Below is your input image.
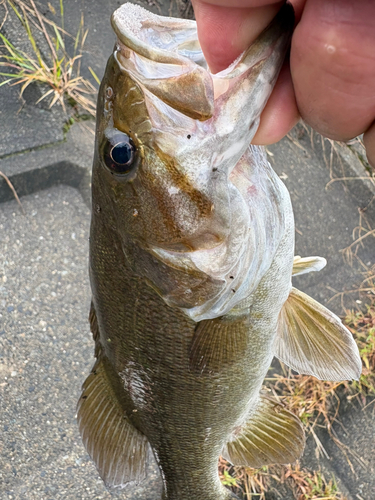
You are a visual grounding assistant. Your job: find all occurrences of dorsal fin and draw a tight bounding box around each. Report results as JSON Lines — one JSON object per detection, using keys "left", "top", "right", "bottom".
{"left": 222, "top": 394, "right": 305, "bottom": 468}
{"left": 274, "top": 287, "right": 362, "bottom": 381}
{"left": 77, "top": 358, "right": 149, "bottom": 489}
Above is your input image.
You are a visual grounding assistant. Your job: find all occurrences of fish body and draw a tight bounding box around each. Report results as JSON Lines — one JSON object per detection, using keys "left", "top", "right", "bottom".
{"left": 77, "top": 4, "right": 362, "bottom": 500}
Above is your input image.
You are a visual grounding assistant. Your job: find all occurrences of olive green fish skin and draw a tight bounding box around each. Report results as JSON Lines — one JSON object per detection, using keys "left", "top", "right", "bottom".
{"left": 88, "top": 4, "right": 295, "bottom": 499}
{"left": 90, "top": 202, "right": 293, "bottom": 500}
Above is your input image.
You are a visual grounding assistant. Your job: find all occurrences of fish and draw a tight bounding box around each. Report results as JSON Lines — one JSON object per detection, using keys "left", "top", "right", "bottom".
{"left": 77, "top": 3, "right": 362, "bottom": 499}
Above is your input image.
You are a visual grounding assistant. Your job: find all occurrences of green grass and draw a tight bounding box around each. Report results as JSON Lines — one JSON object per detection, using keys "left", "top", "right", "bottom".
{"left": 0, "top": 0, "right": 99, "bottom": 115}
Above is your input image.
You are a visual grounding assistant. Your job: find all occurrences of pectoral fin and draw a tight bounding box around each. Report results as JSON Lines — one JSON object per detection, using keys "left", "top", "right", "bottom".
{"left": 222, "top": 395, "right": 304, "bottom": 468}
{"left": 274, "top": 287, "right": 362, "bottom": 381}
{"left": 292, "top": 255, "right": 327, "bottom": 276}
{"left": 77, "top": 359, "right": 149, "bottom": 489}
{"left": 190, "top": 314, "right": 249, "bottom": 375}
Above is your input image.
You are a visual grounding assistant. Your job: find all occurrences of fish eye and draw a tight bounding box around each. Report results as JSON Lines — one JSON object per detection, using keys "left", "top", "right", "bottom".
{"left": 110, "top": 142, "right": 134, "bottom": 166}
{"left": 103, "top": 131, "right": 137, "bottom": 174}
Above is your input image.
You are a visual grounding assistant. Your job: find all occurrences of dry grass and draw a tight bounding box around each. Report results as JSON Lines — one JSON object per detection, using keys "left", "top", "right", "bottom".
{"left": 0, "top": 0, "right": 98, "bottom": 115}
{"left": 0, "top": 171, "right": 25, "bottom": 214}
{"left": 345, "top": 296, "right": 375, "bottom": 397}
{"left": 341, "top": 208, "right": 375, "bottom": 269}
{"left": 284, "top": 465, "right": 344, "bottom": 500}
{"left": 286, "top": 123, "right": 375, "bottom": 195}
{"left": 219, "top": 459, "right": 346, "bottom": 500}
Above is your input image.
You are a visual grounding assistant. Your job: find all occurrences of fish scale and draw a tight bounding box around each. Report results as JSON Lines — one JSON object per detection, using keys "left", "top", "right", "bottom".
{"left": 77, "top": 3, "right": 362, "bottom": 499}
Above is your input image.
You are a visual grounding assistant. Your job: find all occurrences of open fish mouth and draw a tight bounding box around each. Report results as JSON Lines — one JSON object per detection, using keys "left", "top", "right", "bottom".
{"left": 107, "top": 3, "right": 294, "bottom": 321}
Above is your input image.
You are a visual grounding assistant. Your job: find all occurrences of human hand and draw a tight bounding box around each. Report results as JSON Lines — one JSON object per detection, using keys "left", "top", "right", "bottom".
{"left": 191, "top": 0, "right": 375, "bottom": 168}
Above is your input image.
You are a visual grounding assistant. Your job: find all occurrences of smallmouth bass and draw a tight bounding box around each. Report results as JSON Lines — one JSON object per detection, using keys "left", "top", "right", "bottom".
{"left": 77, "top": 4, "right": 362, "bottom": 499}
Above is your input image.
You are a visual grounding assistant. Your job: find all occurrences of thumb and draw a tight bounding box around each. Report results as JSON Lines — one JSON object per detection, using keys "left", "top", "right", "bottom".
{"left": 191, "top": 0, "right": 284, "bottom": 73}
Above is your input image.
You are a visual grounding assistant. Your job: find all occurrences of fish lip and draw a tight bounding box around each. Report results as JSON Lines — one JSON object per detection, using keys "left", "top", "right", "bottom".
{"left": 111, "top": 7, "right": 197, "bottom": 65}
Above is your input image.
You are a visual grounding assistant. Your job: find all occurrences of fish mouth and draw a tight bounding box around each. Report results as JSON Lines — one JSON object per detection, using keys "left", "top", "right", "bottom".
{"left": 111, "top": 2, "right": 294, "bottom": 123}
{"left": 109, "top": 3, "right": 295, "bottom": 321}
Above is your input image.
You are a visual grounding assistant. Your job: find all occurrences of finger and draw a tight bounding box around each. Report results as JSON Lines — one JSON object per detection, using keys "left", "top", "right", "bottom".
{"left": 191, "top": 0, "right": 283, "bottom": 73}
{"left": 251, "top": 0, "right": 306, "bottom": 144}
{"left": 252, "top": 61, "right": 300, "bottom": 145}
{"left": 363, "top": 123, "right": 375, "bottom": 169}
{"left": 290, "top": 0, "right": 375, "bottom": 141}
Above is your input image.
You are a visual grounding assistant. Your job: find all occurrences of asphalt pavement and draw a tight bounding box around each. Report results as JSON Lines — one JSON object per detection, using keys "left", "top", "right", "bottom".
{"left": 0, "top": 184, "right": 162, "bottom": 500}
{"left": 1, "top": 1, "right": 375, "bottom": 499}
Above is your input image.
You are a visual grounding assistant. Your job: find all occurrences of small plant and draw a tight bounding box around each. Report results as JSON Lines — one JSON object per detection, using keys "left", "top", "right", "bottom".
{"left": 305, "top": 472, "right": 339, "bottom": 499}
{"left": 286, "top": 465, "right": 344, "bottom": 500}
{"left": 220, "top": 468, "right": 238, "bottom": 488}
{"left": 219, "top": 457, "right": 274, "bottom": 499}
{"left": 0, "top": 0, "right": 99, "bottom": 115}
{"left": 345, "top": 299, "right": 375, "bottom": 397}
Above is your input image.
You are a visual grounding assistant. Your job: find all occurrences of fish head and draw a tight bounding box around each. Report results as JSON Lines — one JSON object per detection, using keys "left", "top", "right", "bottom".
{"left": 92, "top": 3, "right": 294, "bottom": 320}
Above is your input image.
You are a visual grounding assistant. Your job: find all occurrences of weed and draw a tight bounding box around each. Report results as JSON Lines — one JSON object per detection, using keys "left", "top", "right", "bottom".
{"left": 345, "top": 299, "right": 375, "bottom": 398}
{"left": 219, "top": 457, "right": 274, "bottom": 499}
{"left": 286, "top": 465, "right": 344, "bottom": 500}
{"left": 219, "top": 459, "right": 347, "bottom": 500}
{"left": 0, "top": 0, "right": 98, "bottom": 115}
{"left": 62, "top": 112, "right": 92, "bottom": 136}
{"left": 220, "top": 467, "right": 238, "bottom": 488}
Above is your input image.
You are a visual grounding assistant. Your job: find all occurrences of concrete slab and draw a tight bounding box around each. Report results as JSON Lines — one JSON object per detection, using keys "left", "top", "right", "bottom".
{"left": 0, "top": 80, "right": 66, "bottom": 158}
{"left": 0, "top": 3, "right": 66, "bottom": 158}
{"left": 324, "top": 402, "right": 375, "bottom": 500}
{"left": 0, "top": 121, "right": 93, "bottom": 205}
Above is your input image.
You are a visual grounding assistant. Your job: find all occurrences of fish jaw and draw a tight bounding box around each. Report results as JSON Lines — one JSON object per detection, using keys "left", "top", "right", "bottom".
{"left": 93, "top": 3, "right": 295, "bottom": 320}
